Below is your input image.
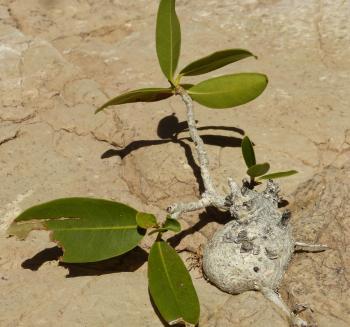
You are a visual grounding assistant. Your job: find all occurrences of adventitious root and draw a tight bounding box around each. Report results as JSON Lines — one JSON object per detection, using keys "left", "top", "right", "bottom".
{"left": 185, "top": 245, "right": 204, "bottom": 277}
{"left": 294, "top": 242, "right": 329, "bottom": 252}
{"left": 261, "top": 288, "right": 308, "bottom": 327}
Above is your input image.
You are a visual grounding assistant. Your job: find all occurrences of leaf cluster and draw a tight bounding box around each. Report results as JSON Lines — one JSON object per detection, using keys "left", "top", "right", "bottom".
{"left": 8, "top": 198, "right": 199, "bottom": 326}
{"left": 241, "top": 135, "right": 298, "bottom": 186}
{"left": 96, "top": 0, "right": 268, "bottom": 113}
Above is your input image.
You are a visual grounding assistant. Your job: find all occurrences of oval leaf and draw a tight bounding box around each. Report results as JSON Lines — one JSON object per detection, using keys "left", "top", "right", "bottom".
{"left": 241, "top": 135, "right": 256, "bottom": 168}
{"left": 8, "top": 198, "right": 146, "bottom": 263}
{"left": 163, "top": 216, "right": 181, "bottom": 233}
{"left": 188, "top": 73, "right": 268, "bottom": 109}
{"left": 180, "top": 48, "right": 255, "bottom": 76}
{"left": 95, "top": 87, "right": 173, "bottom": 113}
{"left": 258, "top": 170, "right": 298, "bottom": 180}
{"left": 148, "top": 240, "right": 200, "bottom": 325}
{"left": 156, "top": 0, "right": 181, "bottom": 81}
{"left": 136, "top": 212, "right": 157, "bottom": 229}
{"left": 247, "top": 162, "right": 270, "bottom": 178}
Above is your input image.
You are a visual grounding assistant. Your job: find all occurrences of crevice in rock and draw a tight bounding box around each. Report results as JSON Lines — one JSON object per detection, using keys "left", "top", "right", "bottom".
{"left": 313, "top": 0, "right": 331, "bottom": 69}
{"left": 0, "top": 129, "right": 21, "bottom": 146}
{"left": 0, "top": 112, "right": 37, "bottom": 124}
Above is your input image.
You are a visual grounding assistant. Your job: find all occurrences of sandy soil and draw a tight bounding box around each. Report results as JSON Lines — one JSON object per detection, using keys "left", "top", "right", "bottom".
{"left": 0, "top": 0, "right": 349, "bottom": 326}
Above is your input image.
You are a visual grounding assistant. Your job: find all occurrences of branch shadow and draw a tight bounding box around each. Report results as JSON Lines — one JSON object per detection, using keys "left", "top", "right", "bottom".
{"left": 102, "top": 113, "right": 245, "bottom": 193}
{"left": 167, "top": 206, "right": 232, "bottom": 249}
{"left": 21, "top": 246, "right": 148, "bottom": 278}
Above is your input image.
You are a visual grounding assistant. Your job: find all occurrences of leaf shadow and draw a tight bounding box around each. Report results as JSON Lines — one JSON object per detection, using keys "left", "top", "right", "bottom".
{"left": 21, "top": 246, "right": 148, "bottom": 277}
{"left": 102, "top": 113, "right": 245, "bottom": 193}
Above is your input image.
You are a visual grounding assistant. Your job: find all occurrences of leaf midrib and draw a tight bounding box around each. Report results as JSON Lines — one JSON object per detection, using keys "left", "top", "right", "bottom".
{"left": 184, "top": 55, "right": 243, "bottom": 75}
{"left": 189, "top": 88, "right": 240, "bottom": 96}
{"left": 50, "top": 225, "right": 137, "bottom": 231}
{"left": 158, "top": 242, "right": 182, "bottom": 321}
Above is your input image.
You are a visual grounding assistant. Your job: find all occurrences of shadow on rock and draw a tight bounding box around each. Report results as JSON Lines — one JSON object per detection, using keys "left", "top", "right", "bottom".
{"left": 168, "top": 206, "right": 232, "bottom": 249}
{"left": 22, "top": 246, "right": 148, "bottom": 277}
{"left": 102, "top": 113, "right": 245, "bottom": 193}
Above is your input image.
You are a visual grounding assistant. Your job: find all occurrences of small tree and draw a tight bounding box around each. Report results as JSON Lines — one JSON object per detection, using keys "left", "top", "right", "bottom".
{"left": 8, "top": 1, "right": 327, "bottom": 326}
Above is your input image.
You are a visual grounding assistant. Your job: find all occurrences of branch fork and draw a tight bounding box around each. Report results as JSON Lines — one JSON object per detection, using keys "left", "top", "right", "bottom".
{"left": 167, "top": 86, "right": 232, "bottom": 219}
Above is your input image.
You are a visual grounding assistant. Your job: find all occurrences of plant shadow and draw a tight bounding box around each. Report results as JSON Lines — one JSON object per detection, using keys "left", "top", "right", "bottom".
{"left": 102, "top": 113, "right": 245, "bottom": 193}
{"left": 168, "top": 206, "right": 232, "bottom": 248}
{"left": 21, "top": 246, "right": 148, "bottom": 277}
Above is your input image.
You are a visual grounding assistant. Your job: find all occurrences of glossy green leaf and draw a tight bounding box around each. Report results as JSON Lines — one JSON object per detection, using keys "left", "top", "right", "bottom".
{"left": 241, "top": 136, "right": 256, "bottom": 168}
{"left": 136, "top": 212, "right": 158, "bottom": 229}
{"left": 188, "top": 73, "right": 268, "bottom": 109}
{"left": 148, "top": 240, "right": 200, "bottom": 326}
{"left": 156, "top": 0, "right": 181, "bottom": 81}
{"left": 163, "top": 216, "right": 181, "bottom": 233}
{"left": 258, "top": 170, "right": 298, "bottom": 180}
{"left": 8, "top": 198, "right": 146, "bottom": 263}
{"left": 95, "top": 88, "right": 173, "bottom": 113}
{"left": 180, "top": 48, "right": 255, "bottom": 76}
{"left": 247, "top": 163, "right": 270, "bottom": 178}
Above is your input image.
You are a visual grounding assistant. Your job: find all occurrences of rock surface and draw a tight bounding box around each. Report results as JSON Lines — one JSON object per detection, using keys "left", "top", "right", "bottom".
{"left": 0, "top": 0, "right": 349, "bottom": 326}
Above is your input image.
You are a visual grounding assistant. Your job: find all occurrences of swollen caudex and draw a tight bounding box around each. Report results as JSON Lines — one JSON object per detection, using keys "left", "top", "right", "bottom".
{"left": 202, "top": 180, "right": 295, "bottom": 294}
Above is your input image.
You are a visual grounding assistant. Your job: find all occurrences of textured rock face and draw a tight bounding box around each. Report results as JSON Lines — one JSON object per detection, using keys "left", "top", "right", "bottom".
{"left": 281, "top": 161, "right": 350, "bottom": 327}
{"left": 203, "top": 182, "right": 294, "bottom": 294}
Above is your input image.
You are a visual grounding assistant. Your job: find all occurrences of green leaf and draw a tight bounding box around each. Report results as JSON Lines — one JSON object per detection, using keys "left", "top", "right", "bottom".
{"left": 136, "top": 212, "right": 158, "bottom": 229}
{"left": 188, "top": 73, "right": 268, "bottom": 109}
{"left": 8, "top": 198, "right": 146, "bottom": 263}
{"left": 180, "top": 48, "right": 255, "bottom": 76}
{"left": 156, "top": 0, "right": 181, "bottom": 81}
{"left": 163, "top": 216, "right": 181, "bottom": 233}
{"left": 148, "top": 240, "right": 200, "bottom": 326}
{"left": 258, "top": 170, "right": 298, "bottom": 180}
{"left": 95, "top": 87, "right": 173, "bottom": 113}
{"left": 241, "top": 136, "right": 256, "bottom": 168}
{"left": 247, "top": 163, "right": 270, "bottom": 178}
